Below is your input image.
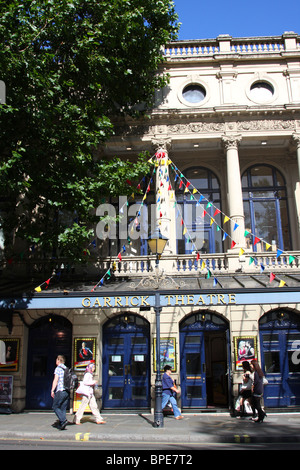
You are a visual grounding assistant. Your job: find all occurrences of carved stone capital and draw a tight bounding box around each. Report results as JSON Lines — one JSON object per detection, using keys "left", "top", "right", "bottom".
{"left": 221, "top": 134, "right": 242, "bottom": 151}
{"left": 151, "top": 137, "right": 172, "bottom": 153}
{"left": 291, "top": 133, "right": 300, "bottom": 148}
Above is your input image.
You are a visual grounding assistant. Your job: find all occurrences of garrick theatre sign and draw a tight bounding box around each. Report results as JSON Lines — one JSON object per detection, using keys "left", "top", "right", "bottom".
{"left": 2, "top": 288, "right": 300, "bottom": 310}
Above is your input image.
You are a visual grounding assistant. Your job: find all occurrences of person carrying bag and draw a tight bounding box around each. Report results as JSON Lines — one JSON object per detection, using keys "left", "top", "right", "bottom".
{"left": 74, "top": 363, "right": 106, "bottom": 425}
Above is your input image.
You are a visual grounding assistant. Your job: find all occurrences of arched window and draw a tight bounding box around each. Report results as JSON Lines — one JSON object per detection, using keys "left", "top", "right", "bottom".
{"left": 174, "top": 167, "right": 222, "bottom": 254}
{"left": 242, "top": 164, "right": 291, "bottom": 252}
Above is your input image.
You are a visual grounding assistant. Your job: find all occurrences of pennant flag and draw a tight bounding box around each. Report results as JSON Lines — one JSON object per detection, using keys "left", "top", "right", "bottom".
{"left": 279, "top": 280, "right": 286, "bottom": 288}
{"left": 201, "top": 261, "right": 206, "bottom": 270}
{"left": 196, "top": 252, "right": 200, "bottom": 261}
{"left": 206, "top": 269, "right": 211, "bottom": 279}
{"left": 265, "top": 243, "right": 271, "bottom": 250}
{"left": 253, "top": 236, "right": 260, "bottom": 246}
{"left": 233, "top": 223, "right": 239, "bottom": 231}
{"left": 45, "top": 278, "right": 51, "bottom": 289}
{"left": 117, "top": 253, "right": 122, "bottom": 262}
{"left": 186, "top": 181, "right": 191, "bottom": 188}
{"left": 239, "top": 248, "right": 244, "bottom": 256}
{"left": 193, "top": 188, "right": 197, "bottom": 194}
{"left": 249, "top": 257, "right": 254, "bottom": 265}
{"left": 270, "top": 273, "right": 276, "bottom": 283}
{"left": 179, "top": 180, "right": 183, "bottom": 189}
{"left": 289, "top": 255, "right": 296, "bottom": 264}
{"left": 35, "top": 286, "right": 42, "bottom": 292}
{"left": 222, "top": 232, "right": 228, "bottom": 241}
{"left": 260, "top": 264, "right": 265, "bottom": 273}
{"left": 202, "top": 210, "right": 207, "bottom": 218}
{"left": 224, "top": 216, "right": 230, "bottom": 224}
{"left": 183, "top": 227, "right": 187, "bottom": 235}
{"left": 213, "top": 277, "right": 218, "bottom": 286}
{"left": 210, "top": 218, "right": 214, "bottom": 225}
{"left": 213, "top": 209, "right": 220, "bottom": 217}
{"left": 206, "top": 202, "right": 212, "bottom": 209}
{"left": 231, "top": 241, "right": 236, "bottom": 249}
{"left": 244, "top": 230, "right": 250, "bottom": 237}
{"left": 276, "top": 249, "right": 283, "bottom": 258}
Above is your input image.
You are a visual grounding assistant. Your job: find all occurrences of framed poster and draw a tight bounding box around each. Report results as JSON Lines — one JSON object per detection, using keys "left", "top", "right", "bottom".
{"left": 234, "top": 336, "right": 257, "bottom": 370}
{"left": 0, "top": 338, "right": 20, "bottom": 372}
{"left": 0, "top": 376, "right": 13, "bottom": 405}
{"left": 153, "top": 337, "right": 176, "bottom": 372}
{"left": 74, "top": 338, "right": 96, "bottom": 371}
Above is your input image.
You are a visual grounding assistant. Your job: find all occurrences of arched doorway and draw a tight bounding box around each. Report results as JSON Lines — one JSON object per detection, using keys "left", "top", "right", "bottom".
{"left": 180, "top": 312, "right": 230, "bottom": 408}
{"left": 102, "top": 313, "right": 150, "bottom": 409}
{"left": 259, "top": 309, "right": 300, "bottom": 407}
{"left": 26, "top": 314, "right": 72, "bottom": 410}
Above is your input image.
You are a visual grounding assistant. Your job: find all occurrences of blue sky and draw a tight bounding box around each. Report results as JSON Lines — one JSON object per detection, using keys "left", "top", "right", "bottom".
{"left": 173, "top": 0, "right": 300, "bottom": 40}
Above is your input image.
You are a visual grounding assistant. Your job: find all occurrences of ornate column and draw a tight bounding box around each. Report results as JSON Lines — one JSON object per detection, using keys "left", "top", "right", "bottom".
{"left": 292, "top": 133, "right": 300, "bottom": 182}
{"left": 222, "top": 134, "right": 246, "bottom": 249}
{"left": 151, "top": 138, "right": 176, "bottom": 259}
{"left": 291, "top": 133, "right": 300, "bottom": 241}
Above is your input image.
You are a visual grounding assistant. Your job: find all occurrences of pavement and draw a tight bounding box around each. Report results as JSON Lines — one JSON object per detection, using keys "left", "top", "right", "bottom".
{"left": 0, "top": 409, "right": 300, "bottom": 446}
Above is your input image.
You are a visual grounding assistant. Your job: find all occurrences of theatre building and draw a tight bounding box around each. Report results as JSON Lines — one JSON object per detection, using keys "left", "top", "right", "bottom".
{"left": 1, "top": 32, "right": 300, "bottom": 414}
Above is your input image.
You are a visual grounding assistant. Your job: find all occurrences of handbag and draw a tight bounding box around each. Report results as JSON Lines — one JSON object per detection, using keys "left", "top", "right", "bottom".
{"left": 76, "top": 381, "right": 90, "bottom": 396}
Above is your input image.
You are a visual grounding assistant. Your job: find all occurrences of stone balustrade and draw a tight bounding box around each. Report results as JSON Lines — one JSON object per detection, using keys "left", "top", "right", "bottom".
{"left": 164, "top": 32, "right": 300, "bottom": 59}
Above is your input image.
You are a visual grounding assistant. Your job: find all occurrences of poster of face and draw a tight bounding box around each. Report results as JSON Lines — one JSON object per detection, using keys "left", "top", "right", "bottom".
{"left": 74, "top": 338, "right": 96, "bottom": 371}
{"left": 234, "top": 336, "right": 257, "bottom": 370}
{"left": 0, "top": 338, "right": 20, "bottom": 372}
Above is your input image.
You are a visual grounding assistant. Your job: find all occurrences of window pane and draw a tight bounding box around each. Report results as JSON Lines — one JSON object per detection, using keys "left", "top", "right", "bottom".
{"left": 109, "top": 355, "right": 123, "bottom": 376}
{"left": 264, "top": 351, "right": 280, "bottom": 373}
{"left": 250, "top": 166, "right": 273, "bottom": 187}
{"left": 186, "top": 353, "right": 202, "bottom": 375}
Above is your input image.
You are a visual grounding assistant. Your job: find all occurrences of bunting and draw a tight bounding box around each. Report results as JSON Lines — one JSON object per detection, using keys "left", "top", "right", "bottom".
{"left": 32, "top": 149, "right": 297, "bottom": 292}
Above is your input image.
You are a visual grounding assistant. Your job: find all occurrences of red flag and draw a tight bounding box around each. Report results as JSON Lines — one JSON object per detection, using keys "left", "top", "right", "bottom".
{"left": 231, "top": 241, "right": 236, "bottom": 249}
{"left": 117, "top": 253, "right": 122, "bottom": 262}
{"left": 213, "top": 209, "right": 221, "bottom": 216}
{"left": 196, "top": 252, "right": 200, "bottom": 261}
{"left": 270, "top": 273, "right": 276, "bottom": 283}
{"left": 253, "top": 236, "right": 260, "bottom": 245}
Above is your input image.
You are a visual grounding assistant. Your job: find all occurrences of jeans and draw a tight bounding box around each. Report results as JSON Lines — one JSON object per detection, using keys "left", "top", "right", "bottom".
{"left": 52, "top": 390, "right": 69, "bottom": 425}
{"left": 162, "top": 393, "right": 181, "bottom": 418}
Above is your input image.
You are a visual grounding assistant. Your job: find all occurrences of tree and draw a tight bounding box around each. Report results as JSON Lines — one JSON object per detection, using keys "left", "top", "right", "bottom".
{"left": 0, "top": 0, "right": 178, "bottom": 262}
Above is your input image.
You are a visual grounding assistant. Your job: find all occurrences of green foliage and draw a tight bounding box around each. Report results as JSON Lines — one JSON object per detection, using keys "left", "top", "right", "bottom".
{"left": 0, "top": 0, "right": 178, "bottom": 261}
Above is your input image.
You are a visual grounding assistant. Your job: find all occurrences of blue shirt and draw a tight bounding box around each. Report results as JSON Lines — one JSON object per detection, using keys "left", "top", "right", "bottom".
{"left": 162, "top": 372, "right": 174, "bottom": 396}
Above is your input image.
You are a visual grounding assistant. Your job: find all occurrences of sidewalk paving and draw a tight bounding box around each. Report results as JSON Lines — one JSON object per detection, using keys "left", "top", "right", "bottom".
{"left": 0, "top": 410, "right": 300, "bottom": 445}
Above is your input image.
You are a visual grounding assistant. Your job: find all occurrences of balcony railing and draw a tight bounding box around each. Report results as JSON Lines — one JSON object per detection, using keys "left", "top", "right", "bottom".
{"left": 164, "top": 32, "right": 300, "bottom": 60}
{"left": 4, "top": 251, "right": 299, "bottom": 288}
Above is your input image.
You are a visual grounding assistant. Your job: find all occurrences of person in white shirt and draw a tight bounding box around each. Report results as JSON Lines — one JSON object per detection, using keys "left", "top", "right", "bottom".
{"left": 74, "top": 363, "right": 106, "bottom": 425}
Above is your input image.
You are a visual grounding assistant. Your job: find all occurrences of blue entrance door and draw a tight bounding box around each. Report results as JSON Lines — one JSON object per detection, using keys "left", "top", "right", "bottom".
{"left": 180, "top": 313, "right": 229, "bottom": 408}
{"left": 180, "top": 330, "right": 207, "bottom": 407}
{"left": 102, "top": 314, "right": 150, "bottom": 409}
{"left": 260, "top": 311, "right": 300, "bottom": 407}
{"left": 26, "top": 315, "right": 72, "bottom": 409}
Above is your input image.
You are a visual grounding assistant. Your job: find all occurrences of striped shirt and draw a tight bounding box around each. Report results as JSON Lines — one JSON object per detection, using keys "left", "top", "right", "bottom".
{"left": 54, "top": 364, "right": 66, "bottom": 392}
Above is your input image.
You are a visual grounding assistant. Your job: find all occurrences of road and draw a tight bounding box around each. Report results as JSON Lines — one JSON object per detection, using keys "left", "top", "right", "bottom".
{"left": 0, "top": 437, "right": 299, "bottom": 452}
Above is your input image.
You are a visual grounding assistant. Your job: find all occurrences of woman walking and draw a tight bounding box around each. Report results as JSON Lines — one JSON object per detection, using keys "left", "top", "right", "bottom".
{"left": 74, "top": 363, "right": 106, "bottom": 425}
{"left": 251, "top": 360, "right": 266, "bottom": 423}
{"left": 236, "top": 360, "right": 254, "bottom": 418}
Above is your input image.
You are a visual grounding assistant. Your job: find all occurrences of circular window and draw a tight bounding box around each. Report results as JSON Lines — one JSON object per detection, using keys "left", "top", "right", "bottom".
{"left": 249, "top": 81, "right": 274, "bottom": 103}
{"left": 182, "top": 84, "right": 206, "bottom": 104}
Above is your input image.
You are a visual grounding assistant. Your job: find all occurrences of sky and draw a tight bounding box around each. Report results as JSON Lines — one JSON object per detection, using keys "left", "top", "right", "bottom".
{"left": 173, "top": 0, "right": 300, "bottom": 41}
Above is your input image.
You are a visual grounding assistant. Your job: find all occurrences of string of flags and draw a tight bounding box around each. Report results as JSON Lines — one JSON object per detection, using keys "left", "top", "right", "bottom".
{"left": 32, "top": 149, "right": 297, "bottom": 292}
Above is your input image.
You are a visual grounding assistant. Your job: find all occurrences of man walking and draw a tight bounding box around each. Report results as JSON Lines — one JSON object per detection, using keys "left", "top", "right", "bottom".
{"left": 51, "top": 355, "right": 70, "bottom": 430}
{"left": 162, "top": 365, "right": 183, "bottom": 420}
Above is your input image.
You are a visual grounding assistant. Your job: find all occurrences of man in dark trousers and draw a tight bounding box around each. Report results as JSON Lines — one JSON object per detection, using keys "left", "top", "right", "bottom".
{"left": 51, "top": 355, "right": 69, "bottom": 430}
